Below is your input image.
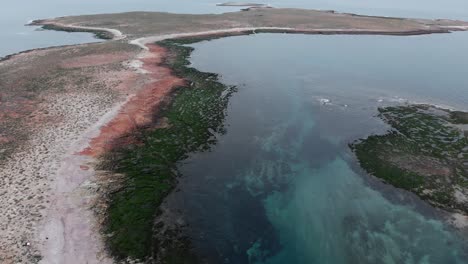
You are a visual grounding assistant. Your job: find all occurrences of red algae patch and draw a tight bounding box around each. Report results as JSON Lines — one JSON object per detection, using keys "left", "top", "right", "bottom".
{"left": 80, "top": 165, "right": 90, "bottom": 170}
{"left": 79, "top": 44, "right": 185, "bottom": 157}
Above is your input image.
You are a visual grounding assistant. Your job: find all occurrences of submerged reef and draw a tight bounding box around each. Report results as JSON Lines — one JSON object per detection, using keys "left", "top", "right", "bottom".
{"left": 353, "top": 105, "right": 468, "bottom": 213}
{"left": 98, "top": 37, "right": 235, "bottom": 262}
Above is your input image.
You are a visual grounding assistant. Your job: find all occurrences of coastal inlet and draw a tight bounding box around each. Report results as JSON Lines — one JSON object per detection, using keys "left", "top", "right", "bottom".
{"left": 97, "top": 33, "right": 468, "bottom": 263}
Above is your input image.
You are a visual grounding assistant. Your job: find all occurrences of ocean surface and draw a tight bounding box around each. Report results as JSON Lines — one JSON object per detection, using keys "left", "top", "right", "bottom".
{"left": 3, "top": 0, "right": 468, "bottom": 57}
{"left": 157, "top": 33, "right": 468, "bottom": 263}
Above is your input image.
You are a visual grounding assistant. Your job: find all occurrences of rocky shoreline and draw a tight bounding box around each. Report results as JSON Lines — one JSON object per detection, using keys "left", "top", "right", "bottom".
{"left": 352, "top": 105, "right": 468, "bottom": 223}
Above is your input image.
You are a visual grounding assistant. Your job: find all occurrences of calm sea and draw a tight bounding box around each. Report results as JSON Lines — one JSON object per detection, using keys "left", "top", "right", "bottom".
{"left": 2, "top": 0, "right": 468, "bottom": 57}
{"left": 157, "top": 33, "right": 468, "bottom": 263}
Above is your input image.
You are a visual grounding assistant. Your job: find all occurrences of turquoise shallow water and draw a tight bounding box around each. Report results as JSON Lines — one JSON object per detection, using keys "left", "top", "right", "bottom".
{"left": 157, "top": 33, "right": 468, "bottom": 263}
{"left": 261, "top": 159, "right": 464, "bottom": 264}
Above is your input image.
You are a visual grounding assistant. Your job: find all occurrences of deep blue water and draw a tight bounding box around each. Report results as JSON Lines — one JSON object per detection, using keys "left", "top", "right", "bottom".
{"left": 156, "top": 33, "right": 468, "bottom": 263}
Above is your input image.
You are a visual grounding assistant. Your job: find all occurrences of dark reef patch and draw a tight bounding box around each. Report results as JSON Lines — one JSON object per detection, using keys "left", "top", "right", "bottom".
{"left": 98, "top": 38, "right": 236, "bottom": 262}
{"left": 352, "top": 104, "right": 468, "bottom": 213}
{"left": 35, "top": 22, "right": 114, "bottom": 40}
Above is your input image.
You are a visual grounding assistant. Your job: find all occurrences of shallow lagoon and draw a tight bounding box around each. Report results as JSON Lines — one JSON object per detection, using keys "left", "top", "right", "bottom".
{"left": 155, "top": 33, "right": 468, "bottom": 263}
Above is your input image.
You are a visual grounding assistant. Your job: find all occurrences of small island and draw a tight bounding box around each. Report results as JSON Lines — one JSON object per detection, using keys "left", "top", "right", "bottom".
{"left": 216, "top": 2, "right": 269, "bottom": 7}
{"left": 352, "top": 105, "right": 468, "bottom": 213}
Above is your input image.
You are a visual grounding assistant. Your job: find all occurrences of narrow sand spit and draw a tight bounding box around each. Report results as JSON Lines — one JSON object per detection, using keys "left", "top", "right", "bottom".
{"left": 1, "top": 19, "right": 467, "bottom": 263}
{"left": 29, "top": 20, "right": 125, "bottom": 40}
{"left": 38, "top": 99, "right": 130, "bottom": 264}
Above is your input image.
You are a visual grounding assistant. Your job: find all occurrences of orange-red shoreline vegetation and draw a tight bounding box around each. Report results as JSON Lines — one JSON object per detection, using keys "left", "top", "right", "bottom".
{"left": 79, "top": 44, "right": 185, "bottom": 157}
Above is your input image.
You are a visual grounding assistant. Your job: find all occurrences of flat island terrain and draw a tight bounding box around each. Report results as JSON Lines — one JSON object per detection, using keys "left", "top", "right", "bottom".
{"left": 1, "top": 7, "right": 468, "bottom": 264}
{"left": 216, "top": 2, "right": 269, "bottom": 7}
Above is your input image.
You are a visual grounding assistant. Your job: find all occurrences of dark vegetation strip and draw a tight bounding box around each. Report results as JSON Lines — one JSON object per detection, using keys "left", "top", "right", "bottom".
{"left": 98, "top": 37, "right": 236, "bottom": 262}
{"left": 352, "top": 105, "right": 468, "bottom": 212}
{"left": 30, "top": 21, "right": 114, "bottom": 40}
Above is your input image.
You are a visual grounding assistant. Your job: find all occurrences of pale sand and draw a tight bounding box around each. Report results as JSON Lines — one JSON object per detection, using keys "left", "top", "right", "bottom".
{"left": 38, "top": 97, "right": 131, "bottom": 264}
{"left": 0, "top": 35, "right": 140, "bottom": 263}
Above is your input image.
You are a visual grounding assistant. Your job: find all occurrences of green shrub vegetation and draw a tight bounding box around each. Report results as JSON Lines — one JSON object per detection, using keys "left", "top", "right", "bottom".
{"left": 352, "top": 105, "right": 468, "bottom": 212}
{"left": 99, "top": 38, "right": 235, "bottom": 262}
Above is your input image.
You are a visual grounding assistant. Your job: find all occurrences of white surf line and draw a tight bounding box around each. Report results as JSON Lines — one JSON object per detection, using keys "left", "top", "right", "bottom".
{"left": 70, "top": 24, "right": 125, "bottom": 40}
{"left": 129, "top": 25, "right": 466, "bottom": 50}
{"left": 68, "top": 24, "right": 125, "bottom": 40}
{"left": 439, "top": 25, "right": 468, "bottom": 30}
